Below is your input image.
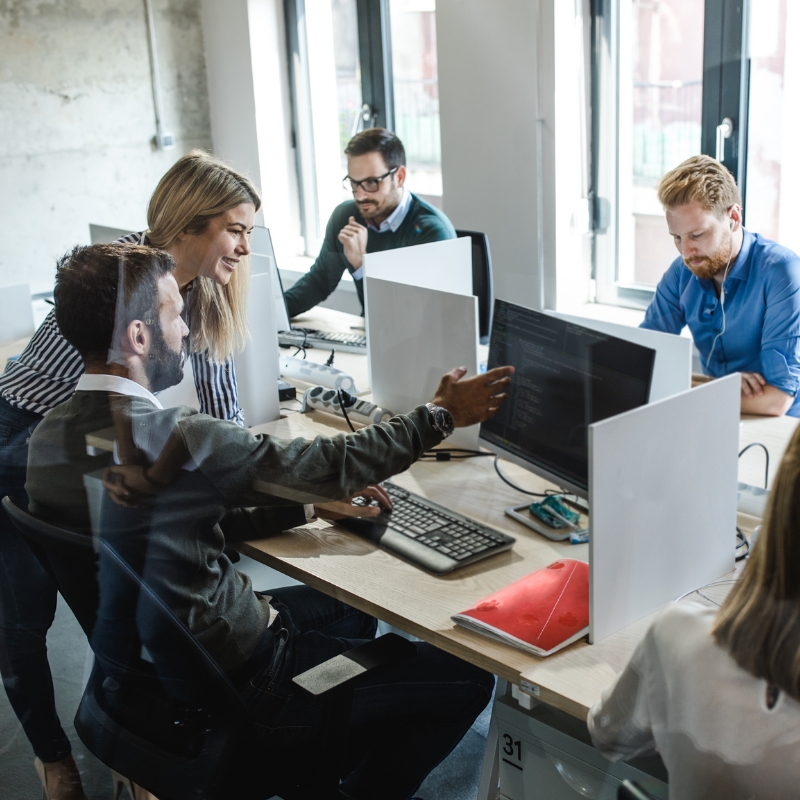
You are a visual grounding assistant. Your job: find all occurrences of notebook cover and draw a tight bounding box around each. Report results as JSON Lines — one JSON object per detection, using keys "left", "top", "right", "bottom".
{"left": 451, "top": 559, "right": 589, "bottom": 657}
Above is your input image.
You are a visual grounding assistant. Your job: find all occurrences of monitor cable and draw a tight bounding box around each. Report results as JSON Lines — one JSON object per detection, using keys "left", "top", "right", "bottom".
{"left": 492, "top": 455, "right": 551, "bottom": 497}
{"left": 738, "top": 442, "right": 769, "bottom": 489}
{"left": 419, "top": 448, "right": 494, "bottom": 461}
{"left": 735, "top": 527, "right": 750, "bottom": 562}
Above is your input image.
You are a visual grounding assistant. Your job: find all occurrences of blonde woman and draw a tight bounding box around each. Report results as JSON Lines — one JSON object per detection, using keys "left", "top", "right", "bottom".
{"left": 0, "top": 151, "right": 259, "bottom": 799}
{"left": 588, "top": 427, "right": 800, "bottom": 798}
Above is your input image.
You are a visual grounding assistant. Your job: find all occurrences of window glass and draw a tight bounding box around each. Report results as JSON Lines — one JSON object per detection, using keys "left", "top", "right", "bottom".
{"left": 389, "top": 0, "right": 442, "bottom": 197}
{"left": 332, "top": 0, "right": 362, "bottom": 175}
{"left": 300, "top": 0, "right": 363, "bottom": 251}
{"left": 619, "top": 0, "right": 705, "bottom": 287}
{"left": 745, "top": 1, "right": 800, "bottom": 254}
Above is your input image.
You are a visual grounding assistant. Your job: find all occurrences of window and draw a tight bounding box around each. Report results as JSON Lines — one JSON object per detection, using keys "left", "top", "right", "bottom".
{"left": 593, "top": 0, "right": 748, "bottom": 308}
{"left": 285, "top": 0, "right": 443, "bottom": 256}
{"left": 744, "top": 0, "right": 800, "bottom": 255}
{"left": 389, "top": 0, "right": 442, "bottom": 197}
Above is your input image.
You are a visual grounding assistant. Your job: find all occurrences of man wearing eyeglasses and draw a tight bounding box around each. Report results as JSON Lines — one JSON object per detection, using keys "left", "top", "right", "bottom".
{"left": 284, "top": 127, "right": 456, "bottom": 318}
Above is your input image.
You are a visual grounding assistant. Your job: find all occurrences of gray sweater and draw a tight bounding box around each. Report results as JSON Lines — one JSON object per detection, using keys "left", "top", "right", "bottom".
{"left": 26, "top": 390, "right": 441, "bottom": 671}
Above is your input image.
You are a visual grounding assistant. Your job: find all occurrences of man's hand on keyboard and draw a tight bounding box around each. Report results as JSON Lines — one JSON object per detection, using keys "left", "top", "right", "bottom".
{"left": 432, "top": 365, "right": 514, "bottom": 427}
{"left": 313, "top": 483, "right": 393, "bottom": 521}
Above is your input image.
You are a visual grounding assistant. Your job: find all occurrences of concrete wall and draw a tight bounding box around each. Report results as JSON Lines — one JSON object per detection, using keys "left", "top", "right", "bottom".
{"left": 0, "top": 0, "right": 213, "bottom": 293}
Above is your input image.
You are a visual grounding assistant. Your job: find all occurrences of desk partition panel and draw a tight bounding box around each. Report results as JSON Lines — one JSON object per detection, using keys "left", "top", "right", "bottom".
{"left": 364, "top": 277, "right": 480, "bottom": 450}
{"left": 588, "top": 374, "right": 740, "bottom": 642}
{"left": 235, "top": 271, "right": 281, "bottom": 427}
{"left": 362, "top": 237, "right": 473, "bottom": 296}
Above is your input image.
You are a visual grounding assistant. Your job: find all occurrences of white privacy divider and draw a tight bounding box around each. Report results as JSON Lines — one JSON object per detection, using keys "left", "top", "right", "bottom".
{"left": 589, "top": 373, "right": 740, "bottom": 642}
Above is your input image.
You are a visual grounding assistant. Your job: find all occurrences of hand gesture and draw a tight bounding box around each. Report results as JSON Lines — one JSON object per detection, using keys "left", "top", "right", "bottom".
{"left": 103, "top": 464, "right": 160, "bottom": 507}
{"left": 431, "top": 366, "right": 514, "bottom": 428}
{"left": 338, "top": 216, "right": 369, "bottom": 269}
{"left": 741, "top": 372, "right": 766, "bottom": 399}
{"left": 313, "top": 484, "right": 392, "bottom": 521}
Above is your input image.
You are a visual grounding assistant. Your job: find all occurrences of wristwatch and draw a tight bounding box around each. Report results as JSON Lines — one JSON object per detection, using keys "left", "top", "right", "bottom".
{"left": 425, "top": 403, "right": 455, "bottom": 439}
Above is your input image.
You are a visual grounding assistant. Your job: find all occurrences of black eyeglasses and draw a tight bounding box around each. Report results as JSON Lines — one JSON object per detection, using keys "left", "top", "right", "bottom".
{"left": 342, "top": 167, "right": 399, "bottom": 193}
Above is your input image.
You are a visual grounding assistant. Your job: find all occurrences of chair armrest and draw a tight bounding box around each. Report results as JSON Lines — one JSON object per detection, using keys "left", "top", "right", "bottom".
{"left": 292, "top": 632, "right": 416, "bottom": 697}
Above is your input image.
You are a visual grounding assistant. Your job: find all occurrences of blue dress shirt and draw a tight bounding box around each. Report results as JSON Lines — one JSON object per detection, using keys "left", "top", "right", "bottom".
{"left": 641, "top": 229, "right": 800, "bottom": 416}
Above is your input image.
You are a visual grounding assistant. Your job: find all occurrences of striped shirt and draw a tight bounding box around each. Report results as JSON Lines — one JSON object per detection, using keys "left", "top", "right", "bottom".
{"left": 0, "top": 232, "right": 244, "bottom": 425}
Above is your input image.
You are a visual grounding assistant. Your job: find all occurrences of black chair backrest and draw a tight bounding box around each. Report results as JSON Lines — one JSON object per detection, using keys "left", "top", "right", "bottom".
{"left": 1, "top": 495, "right": 98, "bottom": 637}
{"left": 456, "top": 229, "right": 494, "bottom": 344}
{"left": 1, "top": 495, "right": 245, "bottom": 716}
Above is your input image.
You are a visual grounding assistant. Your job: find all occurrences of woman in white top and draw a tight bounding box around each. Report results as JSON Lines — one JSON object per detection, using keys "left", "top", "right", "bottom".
{"left": 588, "top": 426, "right": 800, "bottom": 798}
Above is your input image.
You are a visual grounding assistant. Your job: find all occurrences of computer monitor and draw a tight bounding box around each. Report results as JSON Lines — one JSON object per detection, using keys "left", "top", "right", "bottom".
{"left": 478, "top": 300, "right": 656, "bottom": 499}
{"left": 546, "top": 311, "right": 691, "bottom": 403}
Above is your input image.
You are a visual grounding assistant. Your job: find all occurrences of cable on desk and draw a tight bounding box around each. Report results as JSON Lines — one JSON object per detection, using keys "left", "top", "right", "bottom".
{"left": 419, "top": 448, "right": 494, "bottom": 461}
{"left": 675, "top": 579, "right": 740, "bottom": 603}
{"left": 325, "top": 348, "right": 336, "bottom": 367}
{"left": 337, "top": 389, "right": 357, "bottom": 432}
{"left": 735, "top": 527, "right": 750, "bottom": 562}
{"left": 738, "top": 442, "right": 769, "bottom": 489}
{"left": 493, "top": 455, "right": 550, "bottom": 497}
{"left": 291, "top": 329, "right": 309, "bottom": 359}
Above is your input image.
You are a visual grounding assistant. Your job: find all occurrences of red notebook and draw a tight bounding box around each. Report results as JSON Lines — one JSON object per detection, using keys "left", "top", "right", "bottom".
{"left": 451, "top": 559, "right": 589, "bottom": 657}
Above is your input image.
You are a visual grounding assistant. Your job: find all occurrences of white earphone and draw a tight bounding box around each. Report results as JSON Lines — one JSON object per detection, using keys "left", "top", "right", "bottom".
{"left": 705, "top": 216, "right": 737, "bottom": 369}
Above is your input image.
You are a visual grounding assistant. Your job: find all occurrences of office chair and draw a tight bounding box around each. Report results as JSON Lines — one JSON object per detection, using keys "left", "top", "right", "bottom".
{"left": 456, "top": 229, "right": 494, "bottom": 345}
{"left": 2, "top": 495, "right": 414, "bottom": 800}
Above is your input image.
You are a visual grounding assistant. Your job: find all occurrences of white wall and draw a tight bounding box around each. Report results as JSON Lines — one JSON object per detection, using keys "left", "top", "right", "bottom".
{"left": 0, "top": 0, "right": 213, "bottom": 293}
{"left": 200, "top": 0, "right": 301, "bottom": 265}
{"left": 436, "top": 0, "right": 591, "bottom": 312}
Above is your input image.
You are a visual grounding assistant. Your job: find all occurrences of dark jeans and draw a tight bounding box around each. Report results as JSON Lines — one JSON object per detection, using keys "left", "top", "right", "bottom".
{"left": 0, "top": 395, "right": 70, "bottom": 762}
{"left": 241, "top": 585, "right": 494, "bottom": 800}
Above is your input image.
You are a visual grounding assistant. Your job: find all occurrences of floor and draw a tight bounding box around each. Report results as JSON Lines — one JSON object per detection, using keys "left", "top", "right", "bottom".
{"left": 0, "top": 555, "right": 492, "bottom": 800}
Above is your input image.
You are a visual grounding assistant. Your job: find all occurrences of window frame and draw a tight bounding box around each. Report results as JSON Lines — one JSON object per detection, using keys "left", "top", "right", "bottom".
{"left": 590, "top": 0, "right": 751, "bottom": 310}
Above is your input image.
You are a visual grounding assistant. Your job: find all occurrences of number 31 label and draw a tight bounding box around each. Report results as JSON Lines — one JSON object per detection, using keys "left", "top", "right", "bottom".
{"left": 502, "top": 733, "right": 523, "bottom": 771}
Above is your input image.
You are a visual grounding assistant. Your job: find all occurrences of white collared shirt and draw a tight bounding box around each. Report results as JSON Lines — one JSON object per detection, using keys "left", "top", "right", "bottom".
{"left": 76, "top": 373, "right": 164, "bottom": 409}
{"left": 77, "top": 373, "right": 197, "bottom": 470}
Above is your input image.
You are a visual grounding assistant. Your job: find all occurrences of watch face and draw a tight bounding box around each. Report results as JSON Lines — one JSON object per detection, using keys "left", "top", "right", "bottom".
{"left": 435, "top": 407, "right": 455, "bottom": 436}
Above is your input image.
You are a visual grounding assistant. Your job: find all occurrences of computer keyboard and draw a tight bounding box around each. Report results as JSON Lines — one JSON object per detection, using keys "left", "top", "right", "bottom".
{"left": 279, "top": 328, "right": 367, "bottom": 354}
{"left": 338, "top": 482, "right": 515, "bottom": 574}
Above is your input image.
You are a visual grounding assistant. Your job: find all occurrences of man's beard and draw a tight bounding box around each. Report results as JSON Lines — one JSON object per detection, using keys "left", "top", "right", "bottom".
{"left": 147, "top": 324, "right": 186, "bottom": 393}
{"left": 684, "top": 236, "right": 734, "bottom": 280}
{"left": 356, "top": 200, "right": 380, "bottom": 219}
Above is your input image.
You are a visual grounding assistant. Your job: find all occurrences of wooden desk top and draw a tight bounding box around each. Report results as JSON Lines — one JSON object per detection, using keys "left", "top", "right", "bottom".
{"left": 239, "top": 406, "right": 763, "bottom": 721}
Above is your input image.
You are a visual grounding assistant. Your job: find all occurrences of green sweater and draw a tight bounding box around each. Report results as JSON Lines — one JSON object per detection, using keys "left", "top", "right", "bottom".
{"left": 284, "top": 193, "right": 456, "bottom": 318}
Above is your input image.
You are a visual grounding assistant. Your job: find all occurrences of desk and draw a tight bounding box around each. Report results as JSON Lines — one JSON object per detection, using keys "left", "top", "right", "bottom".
{"left": 244, "top": 309, "right": 800, "bottom": 797}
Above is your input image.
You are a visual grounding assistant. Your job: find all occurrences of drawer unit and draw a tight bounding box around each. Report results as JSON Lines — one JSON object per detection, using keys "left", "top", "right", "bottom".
{"left": 495, "top": 691, "right": 668, "bottom": 800}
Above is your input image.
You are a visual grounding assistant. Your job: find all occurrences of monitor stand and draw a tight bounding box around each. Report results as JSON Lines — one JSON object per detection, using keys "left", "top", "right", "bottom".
{"left": 505, "top": 500, "right": 590, "bottom": 543}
